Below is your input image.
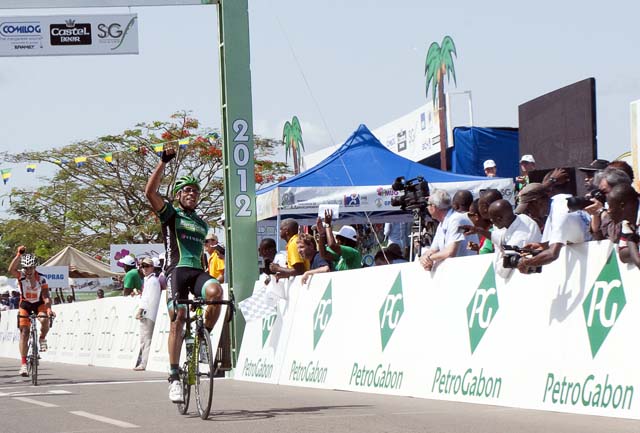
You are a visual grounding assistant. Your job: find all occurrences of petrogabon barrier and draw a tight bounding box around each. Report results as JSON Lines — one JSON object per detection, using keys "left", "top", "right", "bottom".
{"left": 236, "top": 240, "right": 640, "bottom": 420}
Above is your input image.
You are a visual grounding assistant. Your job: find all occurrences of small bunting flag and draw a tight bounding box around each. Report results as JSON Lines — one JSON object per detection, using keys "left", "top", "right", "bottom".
{"left": 1, "top": 169, "right": 12, "bottom": 184}
{"left": 153, "top": 144, "right": 164, "bottom": 156}
{"left": 26, "top": 164, "right": 36, "bottom": 173}
{"left": 74, "top": 156, "right": 87, "bottom": 167}
{"left": 102, "top": 152, "right": 113, "bottom": 165}
{"left": 178, "top": 138, "right": 190, "bottom": 150}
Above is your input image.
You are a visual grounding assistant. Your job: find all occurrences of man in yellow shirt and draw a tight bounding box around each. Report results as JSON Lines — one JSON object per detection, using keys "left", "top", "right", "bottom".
{"left": 269, "top": 218, "right": 309, "bottom": 279}
{"left": 205, "top": 233, "right": 225, "bottom": 283}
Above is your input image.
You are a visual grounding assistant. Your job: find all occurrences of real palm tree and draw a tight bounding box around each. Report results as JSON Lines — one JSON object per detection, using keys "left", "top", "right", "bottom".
{"left": 282, "top": 116, "right": 305, "bottom": 174}
{"left": 425, "top": 35, "right": 457, "bottom": 170}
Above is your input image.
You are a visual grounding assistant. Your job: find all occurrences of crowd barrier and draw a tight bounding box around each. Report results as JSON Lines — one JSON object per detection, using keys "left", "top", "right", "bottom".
{"left": 236, "top": 240, "right": 640, "bottom": 420}
{"left": 0, "top": 287, "right": 229, "bottom": 374}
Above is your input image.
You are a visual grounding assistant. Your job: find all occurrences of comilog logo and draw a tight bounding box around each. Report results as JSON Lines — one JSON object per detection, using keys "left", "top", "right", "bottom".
{"left": 0, "top": 22, "right": 41, "bottom": 37}
{"left": 261, "top": 313, "right": 277, "bottom": 348}
{"left": 466, "top": 265, "right": 499, "bottom": 354}
{"left": 582, "top": 251, "right": 626, "bottom": 358}
{"left": 313, "top": 282, "right": 332, "bottom": 349}
{"left": 379, "top": 272, "right": 403, "bottom": 351}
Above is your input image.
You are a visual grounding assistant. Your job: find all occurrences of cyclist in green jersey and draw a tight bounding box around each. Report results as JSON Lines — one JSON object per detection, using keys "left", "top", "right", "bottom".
{"left": 145, "top": 147, "right": 223, "bottom": 404}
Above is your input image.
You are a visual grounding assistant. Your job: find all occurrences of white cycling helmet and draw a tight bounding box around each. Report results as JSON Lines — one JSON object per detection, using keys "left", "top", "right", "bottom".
{"left": 20, "top": 253, "right": 38, "bottom": 268}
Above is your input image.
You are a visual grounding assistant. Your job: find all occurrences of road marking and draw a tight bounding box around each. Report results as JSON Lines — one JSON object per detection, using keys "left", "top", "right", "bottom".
{"left": 13, "top": 397, "right": 58, "bottom": 407}
{"left": 0, "top": 390, "right": 72, "bottom": 398}
{"left": 48, "top": 390, "right": 71, "bottom": 394}
{"left": 70, "top": 411, "right": 139, "bottom": 429}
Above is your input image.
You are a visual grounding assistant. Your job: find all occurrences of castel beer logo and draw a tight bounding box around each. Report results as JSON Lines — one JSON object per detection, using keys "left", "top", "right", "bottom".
{"left": 313, "top": 282, "right": 332, "bottom": 349}
{"left": 261, "top": 313, "right": 277, "bottom": 348}
{"left": 50, "top": 19, "right": 91, "bottom": 46}
{"left": 582, "top": 251, "right": 626, "bottom": 358}
{"left": 379, "top": 273, "right": 404, "bottom": 351}
{"left": 466, "top": 265, "right": 499, "bottom": 354}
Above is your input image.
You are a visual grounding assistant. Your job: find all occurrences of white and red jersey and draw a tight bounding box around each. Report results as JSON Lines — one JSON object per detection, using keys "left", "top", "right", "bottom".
{"left": 18, "top": 271, "right": 49, "bottom": 304}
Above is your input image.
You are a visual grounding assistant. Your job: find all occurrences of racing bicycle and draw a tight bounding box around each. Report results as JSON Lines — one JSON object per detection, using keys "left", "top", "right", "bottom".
{"left": 173, "top": 294, "right": 234, "bottom": 420}
{"left": 18, "top": 312, "right": 53, "bottom": 386}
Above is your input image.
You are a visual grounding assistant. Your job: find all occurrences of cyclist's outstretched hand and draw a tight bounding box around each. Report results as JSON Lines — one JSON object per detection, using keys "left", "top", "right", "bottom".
{"left": 161, "top": 148, "right": 177, "bottom": 163}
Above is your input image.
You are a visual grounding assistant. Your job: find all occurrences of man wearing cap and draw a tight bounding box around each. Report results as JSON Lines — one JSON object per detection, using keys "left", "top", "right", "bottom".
{"left": 483, "top": 159, "right": 497, "bottom": 177}
{"left": 515, "top": 178, "right": 591, "bottom": 273}
{"left": 119, "top": 255, "right": 141, "bottom": 297}
{"left": 578, "top": 159, "right": 609, "bottom": 190}
{"left": 516, "top": 154, "right": 536, "bottom": 194}
{"left": 420, "top": 189, "right": 479, "bottom": 271}
{"left": 205, "top": 232, "right": 225, "bottom": 283}
{"left": 317, "top": 210, "right": 362, "bottom": 271}
{"left": 134, "top": 257, "right": 162, "bottom": 371}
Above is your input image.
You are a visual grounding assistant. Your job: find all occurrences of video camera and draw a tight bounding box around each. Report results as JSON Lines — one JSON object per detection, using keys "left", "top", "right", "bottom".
{"left": 390, "top": 176, "right": 430, "bottom": 211}
{"left": 502, "top": 245, "right": 542, "bottom": 274}
{"left": 566, "top": 188, "right": 606, "bottom": 212}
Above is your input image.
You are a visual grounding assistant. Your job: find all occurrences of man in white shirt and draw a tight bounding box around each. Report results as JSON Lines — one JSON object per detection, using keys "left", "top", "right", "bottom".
{"left": 515, "top": 180, "right": 591, "bottom": 273}
{"left": 134, "top": 257, "right": 162, "bottom": 371}
{"left": 420, "top": 190, "right": 479, "bottom": 271}
{"left": 488, "top": 200, "right": 542, "bottom": 278}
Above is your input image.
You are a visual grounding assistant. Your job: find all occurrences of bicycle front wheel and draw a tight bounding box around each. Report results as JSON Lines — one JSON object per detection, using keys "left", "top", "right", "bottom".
{"left": 30, "top": 332, "right": 38, "bottom": 386}
{"left": 195, "top": 328, "right": 215, "bottom": 420}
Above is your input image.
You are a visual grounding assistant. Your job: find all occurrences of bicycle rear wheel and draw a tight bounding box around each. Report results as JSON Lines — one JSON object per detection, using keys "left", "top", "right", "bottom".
{"left": 195, "top": 328, "right": 214, "bottom": 420}
{"left": 30, "top": 331, "right": 38, "bottom": 386}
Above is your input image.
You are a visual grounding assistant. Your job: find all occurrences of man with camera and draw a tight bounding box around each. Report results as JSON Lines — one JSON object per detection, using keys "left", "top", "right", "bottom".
{"left": 585, "top": 167, "right": 632, "bottom": 242}
{"left": 515, "top": 176, "right": 591, "bottom": 273}
{"left": 606, "top": 183, "right": 640, "bottom": 268}
{"left": 420, "top": 190, "right": 478, "bottom": 271}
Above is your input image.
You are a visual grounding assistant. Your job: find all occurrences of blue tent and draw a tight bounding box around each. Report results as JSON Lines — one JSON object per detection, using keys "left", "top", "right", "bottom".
{"left": 257, "top": 124, "right": 513, "bottom": 223}
{"left": 260, "top": 124, "right": 489, "bottom": 191}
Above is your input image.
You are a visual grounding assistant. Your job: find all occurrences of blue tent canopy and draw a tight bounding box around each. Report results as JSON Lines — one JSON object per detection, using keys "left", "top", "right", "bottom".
{"left": 259, "top": 124, "right": 487, "bottom": 195}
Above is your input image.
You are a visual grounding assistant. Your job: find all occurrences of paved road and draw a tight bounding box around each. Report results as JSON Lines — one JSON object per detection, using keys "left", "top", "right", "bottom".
{"left": 0, "top": 357, "right": 639, "bottom": 433}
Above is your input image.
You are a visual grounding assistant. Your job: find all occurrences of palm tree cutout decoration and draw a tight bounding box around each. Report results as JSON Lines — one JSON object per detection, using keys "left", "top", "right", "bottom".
{"left": 425, "top": 35, "right": 457, "bottom": 170}
{"left": 283, "top": 116, "right": 305, "bottom": 174}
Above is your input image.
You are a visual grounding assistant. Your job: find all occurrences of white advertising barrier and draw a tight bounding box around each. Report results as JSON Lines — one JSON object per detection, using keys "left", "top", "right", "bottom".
{"left": 0, "top": 285, "right": 229, "bottom": 374}
{"left": 235, "top": 278, "right": 300, "bottom": 384}
{"left": 239, "top": 240, "right": 640, "bottom": 419}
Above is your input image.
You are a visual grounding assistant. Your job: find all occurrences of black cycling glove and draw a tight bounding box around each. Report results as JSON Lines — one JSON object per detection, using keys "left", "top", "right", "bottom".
{"left": 161, "top": 150, "right": 176, "bottom": 163}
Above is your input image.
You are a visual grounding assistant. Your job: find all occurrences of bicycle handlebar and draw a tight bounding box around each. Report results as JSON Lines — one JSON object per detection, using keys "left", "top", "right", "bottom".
{"left": 175, "top": 298, "right": 234, "bottom": 306}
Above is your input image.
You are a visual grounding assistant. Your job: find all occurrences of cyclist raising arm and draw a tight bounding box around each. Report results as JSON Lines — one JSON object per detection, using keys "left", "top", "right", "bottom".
{"left": 8, "top": 247, "right": 55, "bottom": 377}
{"left": 145, "top": 147, "right": 223, "bottom": 404}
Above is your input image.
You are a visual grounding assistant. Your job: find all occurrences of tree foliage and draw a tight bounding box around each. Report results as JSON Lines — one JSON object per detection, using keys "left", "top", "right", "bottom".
{"left": 0, "top": 112, "right": 291, "bottom": 267}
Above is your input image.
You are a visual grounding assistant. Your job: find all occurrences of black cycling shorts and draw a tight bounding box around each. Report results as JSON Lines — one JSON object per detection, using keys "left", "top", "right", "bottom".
{"left": 166, "top": 267, "right": 218, "bottom": 305}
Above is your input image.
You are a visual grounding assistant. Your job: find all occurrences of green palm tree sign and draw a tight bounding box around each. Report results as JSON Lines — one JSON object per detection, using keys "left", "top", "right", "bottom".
{"left": 282, "top": 115, "right": 305, "bottom": 174}
{"left": 425, "top": 35, "right": 457, "bottom": 170}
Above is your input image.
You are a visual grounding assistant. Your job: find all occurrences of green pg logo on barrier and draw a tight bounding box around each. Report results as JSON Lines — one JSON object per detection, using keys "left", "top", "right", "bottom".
{"left": 379, "top": 272, "right": 404, "bottom": 351}
{"left": 582, "top": 251, "right": 626, "bottom": 358}
{"left": 261, "top": 313, "right": 277, "bottom": 348}
{"left": 466, "top": 265, "right": 499, "bottom": 354}
{"left": 313, "top": 282, "right": 333, "bottom": 349}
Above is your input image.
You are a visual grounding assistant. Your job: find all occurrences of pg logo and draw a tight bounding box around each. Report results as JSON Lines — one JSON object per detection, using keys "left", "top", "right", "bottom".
{"left": 379, "top": 273, "right": 404, "bottom": 351}
{"left": 582, "top": 252, "right": 626, "bottom": 358}
{"left": 313, "top": 282, "right": 333, "bottom": 349}
{"left": 466, "top": 265, "right": 499, "bottom": 354}
{"left": 261, "top": 313, "right": 277, "bottom": 348}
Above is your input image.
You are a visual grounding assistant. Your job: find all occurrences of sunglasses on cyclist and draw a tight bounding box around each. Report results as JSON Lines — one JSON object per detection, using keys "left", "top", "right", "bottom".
{"left": 181, "top": 186, "right": 200, "bottom": 195}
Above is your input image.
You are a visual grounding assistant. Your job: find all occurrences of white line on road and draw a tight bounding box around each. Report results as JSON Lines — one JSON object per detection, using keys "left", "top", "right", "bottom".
{"left": 13, "top": 397, "right": 59, "bottom": 407}
{"left": 70, "top": 411, "right": 139, "bottom": 429}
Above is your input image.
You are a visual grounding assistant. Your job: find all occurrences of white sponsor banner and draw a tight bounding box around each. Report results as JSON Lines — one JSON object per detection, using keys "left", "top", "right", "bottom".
{"left": 631, "top": 100, "right": 640, "bottom": 186}
{"left": 0, "top": 14, "right": 138, "bottom": 57}
{"left": 235, "top": 279, "right": 299, "bottom": 384}
{"left": 257, "top": 177, "right": 514, "bottom": 221}
{"left": 0, "top": 285, "right": 228, "bottom": 373}
{"left": 110, "top": 243, "right": 164, "bottom": 272}
{"left": 0, "top": 1, "right": 214, "bottom": 7}
{"left": 36, "top": 265, "right": 69, "bottom": 289}
{"left": 372, "top": 103, "right": 443, "bottom": 162}
{"left": 236, "top": 240, "right": 640, "bottom": 419}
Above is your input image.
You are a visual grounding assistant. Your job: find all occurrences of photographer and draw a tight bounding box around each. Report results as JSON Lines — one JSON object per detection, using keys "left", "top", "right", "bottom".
{"left": 586, "top": 167, "right": 632, "bottom": 242}
{"left": 487, "top": 200, "right": 541, "bottom": 278}
{"left": 420, "top": 190, "right": 478, "bottom": 271}
{"left": 606, "top": 183, "right": 640, "bottom": 268}
{"left": 515, "top": 178, "right": 591, "bottom": 273}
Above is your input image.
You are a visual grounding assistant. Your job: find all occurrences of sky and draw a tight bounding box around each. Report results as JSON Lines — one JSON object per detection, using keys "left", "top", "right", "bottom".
{"left": 1, "top": 0, "right": 639, "bottom": 200}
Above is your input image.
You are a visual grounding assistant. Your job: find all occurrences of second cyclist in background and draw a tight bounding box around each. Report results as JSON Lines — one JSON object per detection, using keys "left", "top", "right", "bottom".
{"left": 8, "top": 247, "right": 55, "bottom": 377}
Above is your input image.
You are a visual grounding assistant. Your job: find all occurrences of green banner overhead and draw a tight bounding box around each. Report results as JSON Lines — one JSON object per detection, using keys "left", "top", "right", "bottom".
{"left": 0, "top": 0, "right": 215, "bottom": 8}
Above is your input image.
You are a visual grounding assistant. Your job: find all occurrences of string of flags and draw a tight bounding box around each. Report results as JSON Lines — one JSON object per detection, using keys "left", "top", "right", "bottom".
{"left": 0, "top": 132, "right": 220, "bottom": 185}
